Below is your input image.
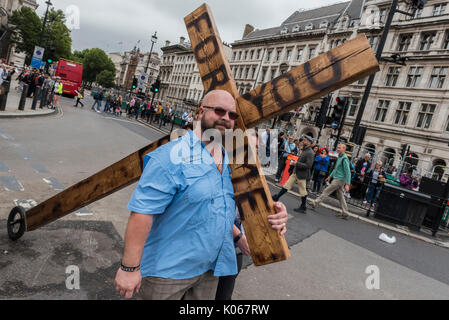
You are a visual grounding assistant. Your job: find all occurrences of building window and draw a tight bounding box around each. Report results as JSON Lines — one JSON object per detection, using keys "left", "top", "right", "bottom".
{"left": 443, "top": 31, "right": 449, "bottom": 49}
{"left": 406, "top": 66, "right": 423, "bottom": 88}
{"left": 348, "top": 98, "right": 359, "bottom": 117}
{"left": 375, "top": 100, "right": 390, "bottom": 122}
{"left": 398, "top": 34, "right": 412, "bottom": 52}
{"left": 429, "top": 66, "right": 448, "bottom": 88}
{"left": 308, "top": 47, "right": 316, "bottom": 60}
{"left": 286, "top": 49, "right": 292, "bottom": 61}
{"left": 250, "top": 50, "right": 254, "bottom": 60}
{"left": 420, "top": 33, "right": 436, "bottom": 50}
{"left": 394, "top": 102, "right": 411, "bottom": 126}
{"left": 433, "top": 3, "right": 446, "bottom": 16}
{"left": 267, "top": 50, "right": 272, "bottom": 62}
{"left": 446, "top": 116, "right": 449, "bottom": 131}
{"left": 379, "top": 8, "right": 388, "bottom": 23}
{"left": 367, "top": 36, "right": 379, "bottom": 51}
{"left": 261, "top": 68, "right": 267, "bottom": 82}
{"left": 357, "top": 77, "right": 367, "bottom": 85}
{"left": 251, "top": 67, "right": 256, "bottom": 79}
{"left": 296, "top": 48, "right": 304, "bottom": 61}
{"left": 385, "top": 67, "right": 401, "bottom": 87}
{"left": 276, "top": 49, "right": 282, "bottom": 61}
{"left": 416, "top": 104, "right": 436, "bottom": 129}
{"left": 257, "top": 49, "right": 262, "bottom": 60}
{"left": 237, "top": 51, "right": 241, "bottom": 60}
{"left": 271, "top": 69, "right": 276, "bottom": 80}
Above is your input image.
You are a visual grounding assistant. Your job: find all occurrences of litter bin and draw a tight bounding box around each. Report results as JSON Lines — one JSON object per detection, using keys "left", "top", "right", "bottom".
{"left": 375, "top": 184, "right": 431, "bottom": 232}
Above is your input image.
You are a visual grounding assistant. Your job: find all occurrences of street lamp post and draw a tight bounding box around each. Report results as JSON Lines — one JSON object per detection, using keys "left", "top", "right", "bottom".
{"left": 350, "top": 0, "right": 425, "bottom": 144}
{"left": 145, "top": 32, "right": 158, "bottom": 92}
{"left": 39, "top": 0, "right": 53, "bottom": 46}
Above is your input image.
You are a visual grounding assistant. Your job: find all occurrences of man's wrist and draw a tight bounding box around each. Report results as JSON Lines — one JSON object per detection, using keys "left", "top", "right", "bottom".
{"left": 234, "top": 232, "right": 243, "bottom": 244}
{"left": 120, "top": 261, "right": 141, "bottom": 273}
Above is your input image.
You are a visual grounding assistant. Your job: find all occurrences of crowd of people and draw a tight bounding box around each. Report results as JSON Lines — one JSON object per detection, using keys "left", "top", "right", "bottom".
{"left": 270, "top": 132, "right": 424, "bottom": 213}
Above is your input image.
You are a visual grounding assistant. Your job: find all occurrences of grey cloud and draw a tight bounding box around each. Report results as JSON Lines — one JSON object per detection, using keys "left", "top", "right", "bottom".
{"left": 36, "top": 0, "right": 337, "bottom": 54}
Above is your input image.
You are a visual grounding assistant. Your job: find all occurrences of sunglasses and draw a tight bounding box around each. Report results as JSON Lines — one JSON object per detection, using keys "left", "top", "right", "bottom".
{"left": 203, "top": 106, "right": 239, "bottom": 121}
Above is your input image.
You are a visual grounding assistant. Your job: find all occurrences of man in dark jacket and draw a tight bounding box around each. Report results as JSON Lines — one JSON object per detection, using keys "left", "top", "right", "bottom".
{"left": 272, "top": 135, "right": 315, "bottom": 214}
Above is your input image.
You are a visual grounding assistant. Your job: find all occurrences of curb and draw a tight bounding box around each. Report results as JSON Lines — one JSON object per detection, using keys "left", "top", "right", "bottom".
{"left": 136, "top": 119, "right": 174, "bottom": 135}
{"left": 0, "top": 107, "right": 58, "bottom": 119}
{"left": 267, "top": 180, "right": 449, "bottom": 250}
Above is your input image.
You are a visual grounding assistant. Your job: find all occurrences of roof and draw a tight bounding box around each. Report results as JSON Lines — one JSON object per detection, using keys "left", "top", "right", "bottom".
{"left": 241, "top": 0, "right": 364, "bottom": 42}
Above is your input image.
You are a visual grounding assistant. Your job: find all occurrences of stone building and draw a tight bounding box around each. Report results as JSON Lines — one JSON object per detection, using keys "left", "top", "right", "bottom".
{"left": 0, "top": 0, "right": 39, "bottom": 66}
{"left": 113, "top": 48, "right": 160, "bottom": 94}
{"left": 159, "top": 37, "right": 232, "bottom": 112}
{"left": 229, "top": 0, "right": 449, "bottom": 178}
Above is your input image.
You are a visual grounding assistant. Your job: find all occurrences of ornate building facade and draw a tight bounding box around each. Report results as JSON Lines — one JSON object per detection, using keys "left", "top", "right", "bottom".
{"left": 0, "top": 0, "right": 39, "bottom": 66}
{"left": 229, "top": 0, "right": 449, "bottom": 178}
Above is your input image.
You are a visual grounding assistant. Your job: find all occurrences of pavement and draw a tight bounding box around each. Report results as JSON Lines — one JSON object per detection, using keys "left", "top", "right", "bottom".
{"left": 1, "top": 95, "right": 449, "bottom": 300}
{"left": 0, "top": 82, "right": 58, "bottom": 118}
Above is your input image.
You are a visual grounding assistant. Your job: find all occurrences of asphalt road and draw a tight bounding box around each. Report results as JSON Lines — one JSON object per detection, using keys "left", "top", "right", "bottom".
{"left": 0, "top": 95, "right": 448, "bottom": 300}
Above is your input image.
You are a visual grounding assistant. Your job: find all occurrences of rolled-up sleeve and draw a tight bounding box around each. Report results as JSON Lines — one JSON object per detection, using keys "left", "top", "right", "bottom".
{"left": 127, "top": 155, "right": 178, "bottom": 215}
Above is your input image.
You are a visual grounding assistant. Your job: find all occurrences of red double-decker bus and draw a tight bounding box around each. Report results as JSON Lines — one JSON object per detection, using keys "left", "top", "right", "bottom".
{"left": 54, "top": 59, "right": 83, "bottom": 97}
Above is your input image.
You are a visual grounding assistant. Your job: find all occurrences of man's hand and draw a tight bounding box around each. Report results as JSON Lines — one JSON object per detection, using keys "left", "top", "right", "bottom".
{"left": 268, "top": 202, "right": 288, "bottom": 235}
{"left": 345, "top": 185, "right": 350, "bottom": 193}
{"left": 114, "top": 268, "right": 142, "bottom": 299}
{"left": 237, "top": 235, "right": 251, "bottom": 256}
{"left": 325, "top": 176, "right": 331, "bottom": 183}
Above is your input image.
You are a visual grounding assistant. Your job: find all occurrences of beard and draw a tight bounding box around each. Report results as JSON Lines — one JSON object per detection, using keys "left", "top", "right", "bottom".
{"left": 201, "top": 117, "right": 232, "bottom": 136}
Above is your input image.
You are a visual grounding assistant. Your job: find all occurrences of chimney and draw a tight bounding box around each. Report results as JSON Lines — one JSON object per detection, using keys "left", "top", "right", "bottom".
{"left": 242, "top": 24, "right": 254, "bottom": 39}
{"left": 180, "top": 36, "right": 186, "bottom": 44}
{"left": 165, "top": 40, "right": 171, "bottom": 47}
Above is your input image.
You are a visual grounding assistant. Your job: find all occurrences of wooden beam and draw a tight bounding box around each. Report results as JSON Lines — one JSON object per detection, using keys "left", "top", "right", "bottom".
{"left": 237, "top": 35, "right": 379, "bottom": 128}
{"left": 186, "top": 3, "right": 291, "bottom": 266}
{"left": 25, "top": 135, "right": 172, "bottom": 231}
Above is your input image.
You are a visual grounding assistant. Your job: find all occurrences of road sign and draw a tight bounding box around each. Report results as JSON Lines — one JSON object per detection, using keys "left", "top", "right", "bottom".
{"left": 33, "top": 46, "right": 45, "bottom": 60}
{"left": 31, "top": 57, "right": 45, "bottom": 69}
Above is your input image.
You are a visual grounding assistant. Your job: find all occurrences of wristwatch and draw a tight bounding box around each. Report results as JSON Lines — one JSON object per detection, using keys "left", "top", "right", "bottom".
{"left": 120, "top": 262, "right": 141, "bottom": 273}
{"left": 234, "top": 232, "right": 243, "bottom": 244}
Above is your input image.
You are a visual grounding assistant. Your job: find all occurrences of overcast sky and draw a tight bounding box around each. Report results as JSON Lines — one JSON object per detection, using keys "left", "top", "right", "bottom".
{"left": 36, "top": 0, "right": 341, "bottom": 55}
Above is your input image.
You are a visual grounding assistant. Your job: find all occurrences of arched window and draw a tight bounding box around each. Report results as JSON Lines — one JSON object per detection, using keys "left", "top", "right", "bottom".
{"left": 292, "top": 24, "right": 300, "bottom": 32}
{"left": 432, "top": 159, "right": 447, "bottom": 180}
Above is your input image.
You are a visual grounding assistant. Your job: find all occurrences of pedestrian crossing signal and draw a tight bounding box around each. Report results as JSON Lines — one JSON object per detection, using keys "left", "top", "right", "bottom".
{"left": 132, "top": 77, "right": 138, "bottom": 89}
{"left": 151, "top": 78, "right": 161, "bottom": 94}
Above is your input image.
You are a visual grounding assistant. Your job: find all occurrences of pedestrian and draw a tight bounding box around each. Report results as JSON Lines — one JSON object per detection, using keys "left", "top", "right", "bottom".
{"left": 275, "top": 136, "right": 296, "bottom": 182}
{"left": 310, "top": 144, "right": 352, "bottom": 220}
{"left": 261, "top": 129, "right": 272, "bottom": 167}
{"left": 96, "top": 90, "right": 104, "bottom": 113}
{"left": 363, "top": 161, "right": 386, "bottom": 207}
{"left": 74, "top": 86, "right": 84, "bottom": 107}
{"left": 113, "top": 89, "right": 288, "bottom": 300}
{"left": 52, "top": 77, "right": 63, "bottom": 109}
{"left": 312, "top": 148, "right": 330, "bottom": 193}
{"left": 400, "top": 168, "right": 414, "bottom": 190}
{"left": 352, "top": 153, "right": 372, "bottom": 199}
{"left": 181, "top": 110, "right": 189, "bottom": 128}
{"left": 272, "top": 135, "right": 315, "bottom": 214}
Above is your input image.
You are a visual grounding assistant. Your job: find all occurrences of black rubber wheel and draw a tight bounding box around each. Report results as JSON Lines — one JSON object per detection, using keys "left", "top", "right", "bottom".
{"left": 7, "top": 206, "right": 26, "bottom": 241}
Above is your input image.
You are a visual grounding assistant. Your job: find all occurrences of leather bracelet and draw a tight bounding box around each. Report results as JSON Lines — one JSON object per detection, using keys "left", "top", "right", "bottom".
{"left": 121, "top": 262, "right": 141, "bottom": 273}
{"left": 234, "top": 232, "right": 243, "bottom": 244}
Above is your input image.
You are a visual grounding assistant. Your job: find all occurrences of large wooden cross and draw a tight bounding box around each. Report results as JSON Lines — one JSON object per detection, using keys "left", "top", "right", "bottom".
{"left": 7, "top": 4, "right": 379, "bottom": 267}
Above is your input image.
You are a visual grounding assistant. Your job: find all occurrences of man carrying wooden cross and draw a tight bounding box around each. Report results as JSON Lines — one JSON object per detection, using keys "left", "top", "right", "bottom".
{"left": 114, "top": 89, "right": 289, "bottom": 300}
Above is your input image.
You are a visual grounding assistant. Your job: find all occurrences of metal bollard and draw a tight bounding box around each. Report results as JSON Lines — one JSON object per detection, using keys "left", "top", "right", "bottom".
{"left": 31, "top": 87, "right": 41, "bottom": 110}
{"left": 0, "top": 80, "right": 11, "bottom": 111}
{"left": 18, "top": 84, "right": 28, "bottom": 111}
{"left": 40, "top": 88, "right": 48, "bottom": 109}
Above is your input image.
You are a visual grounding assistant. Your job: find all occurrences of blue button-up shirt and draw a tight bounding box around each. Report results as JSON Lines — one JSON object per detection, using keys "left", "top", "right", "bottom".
{"left": 127, "top": 130, "right": 237, "bottom": 280}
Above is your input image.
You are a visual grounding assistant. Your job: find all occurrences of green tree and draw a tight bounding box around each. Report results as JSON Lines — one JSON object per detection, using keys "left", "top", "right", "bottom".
{"left": 82, "top": 48, "right": 116, "bottom": 85}
{"left": 96, "top": 70, "right": 116, "bottom": 88}
{"left": 9, "top": 7, "right": 72, "bottom": 65}
{"left": 43, "top": 9, "right": 72, "bottom": 62}
{"left": 9, "top": 7, "right": 41, "bottom": 62}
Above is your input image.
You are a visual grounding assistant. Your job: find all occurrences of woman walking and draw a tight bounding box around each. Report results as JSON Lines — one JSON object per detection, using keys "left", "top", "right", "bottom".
{"left": 52, "top": 77, "right": 63, "bottom": 109}
{"left": 363, "top": 161, "right": 386, "bottom": 207}
{"left": 312, "top": 148, "right": 330, "bottom": 193}
{"left": 74, "top": 86, "right": 84, "bottom": 107}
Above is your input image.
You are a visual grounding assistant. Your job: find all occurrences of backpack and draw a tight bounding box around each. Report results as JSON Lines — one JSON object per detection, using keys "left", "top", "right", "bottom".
{"left": 94, "top": 93, "right": 100, "bottom": 100}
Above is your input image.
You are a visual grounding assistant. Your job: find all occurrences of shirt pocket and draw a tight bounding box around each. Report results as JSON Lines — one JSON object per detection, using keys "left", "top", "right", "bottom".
{"left": 183, "top": 165, "right": 214, "bottom": 199}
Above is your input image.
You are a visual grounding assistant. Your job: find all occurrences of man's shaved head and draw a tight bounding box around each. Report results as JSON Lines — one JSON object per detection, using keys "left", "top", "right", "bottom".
{"left": 201, "top": 90, "right": 236, "bottom": 110}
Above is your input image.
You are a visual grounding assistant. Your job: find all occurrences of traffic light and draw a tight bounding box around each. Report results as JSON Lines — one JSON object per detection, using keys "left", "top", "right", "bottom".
{"left": 47, "top": 47, "right": 56, "bottom": 64}
{"left": 132, "top": 77, "right": 138, "bottom": 90}
{"left": 151, "top": 78, "right": 161, "bottom": 94}
{"left": 330, "top": 97, "right": 347, "bottom": 129}
{"left": 316, "top": 96, "right": 330, "bottom": 127}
